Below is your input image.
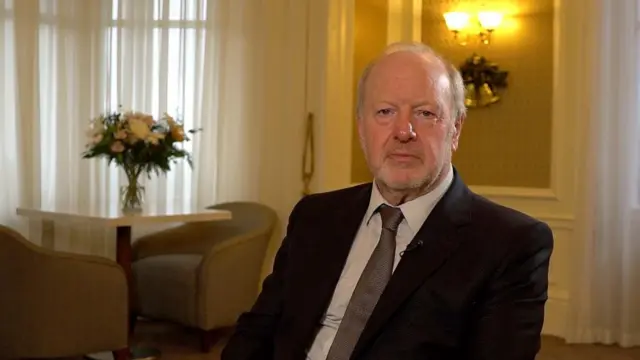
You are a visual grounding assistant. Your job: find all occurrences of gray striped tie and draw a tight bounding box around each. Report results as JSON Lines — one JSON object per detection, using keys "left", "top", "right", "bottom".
{"left": 326, "top": 204, "right": 404, "bottom": 360}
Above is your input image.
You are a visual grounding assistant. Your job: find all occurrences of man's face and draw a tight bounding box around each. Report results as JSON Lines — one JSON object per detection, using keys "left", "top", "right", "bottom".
{"left": 358, "top": 51, "right": 463, "bottom": 191}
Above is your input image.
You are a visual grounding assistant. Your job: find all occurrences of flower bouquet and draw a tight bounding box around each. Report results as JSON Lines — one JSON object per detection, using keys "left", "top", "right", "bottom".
{"left": 82, "top": 108, "right": 201, "bottom": 213}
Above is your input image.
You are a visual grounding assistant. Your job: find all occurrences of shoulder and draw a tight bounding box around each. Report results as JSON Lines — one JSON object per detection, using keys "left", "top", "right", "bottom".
{"left": 466, "top": 190, "right": 554, "bottom": 251}
{"left": 285, "top": 183, "right": 371, "bottom": 228}
{"left": 303, "top": 182, "right": 372, "bottom": 203}
{"left": 464, "top": 194, "right": 555, "bottom": 294}
{"left": 292, "top": 183, "right": 371, "bottom": 215}
{"left": 468, "top": 191, "right": 543, "bottom": 227}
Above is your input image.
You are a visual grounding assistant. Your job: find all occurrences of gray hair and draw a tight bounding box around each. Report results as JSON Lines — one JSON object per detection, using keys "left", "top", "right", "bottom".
{"left": 355, "top": 41, "right": 467, "bottom": 122}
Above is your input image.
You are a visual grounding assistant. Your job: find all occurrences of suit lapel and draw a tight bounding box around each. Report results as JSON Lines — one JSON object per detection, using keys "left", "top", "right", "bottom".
{"left": 351, "top": 173, "right": 473, "bottom": 359}
{"left": 293, "top": 184, "right": 373, "bottom": 351}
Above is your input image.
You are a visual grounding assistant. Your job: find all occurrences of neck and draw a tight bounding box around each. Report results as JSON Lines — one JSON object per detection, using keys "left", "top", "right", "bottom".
{"left": 376, "top": 165, "right": 451, "bottom": 206}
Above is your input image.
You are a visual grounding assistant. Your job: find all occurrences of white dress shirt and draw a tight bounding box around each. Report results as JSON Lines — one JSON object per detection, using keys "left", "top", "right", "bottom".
{"left": 305, "top": 165, "right": 454, "bottom": 359}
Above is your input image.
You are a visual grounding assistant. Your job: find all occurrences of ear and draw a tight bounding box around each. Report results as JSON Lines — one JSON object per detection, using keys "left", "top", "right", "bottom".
{"left": 450, "top": 115, "right": 465, "bottom": 151}
{"left": 357, "top": 116, "right": 366, "bottom": 145}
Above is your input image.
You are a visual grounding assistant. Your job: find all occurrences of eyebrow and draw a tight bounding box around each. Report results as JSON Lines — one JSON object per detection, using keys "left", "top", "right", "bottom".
{"left": 411, "top": 101, "right": 441, "bottom": 109}
{"left": 372, "top": 100, "right": 440, "bottom": 108}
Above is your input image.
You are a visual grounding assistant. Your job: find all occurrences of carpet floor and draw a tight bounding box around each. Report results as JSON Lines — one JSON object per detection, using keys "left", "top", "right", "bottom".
{"left": 55, "top": 320, "right": 640, "bottom": 360}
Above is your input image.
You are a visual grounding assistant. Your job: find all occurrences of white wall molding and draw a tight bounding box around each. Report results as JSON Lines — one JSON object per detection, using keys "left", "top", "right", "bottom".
{"left": 310, "top": 0, "right": 355, "bottom": 193}
{"left": 387, "top": 0, "right": 423, "bottom": 43}
{"left": 416, "top": 0, "right": 575, "bottom": 221}
{"left": 544, "top": 291, "right": 569, "bottom": 337}
{"left": 549, "top": 286, "right": 569, "bottom": 301}
{"left": 351, "top": 182, "right": 561, "bottom": 201}
{"left": 353, "top": 0, "right": 574, "bottom": 215}
{"left": 469, "top": 185, "right": 558, "bottom": 201}
{"left": 543, "top": 225, "right": 572, "bottom": 338}
{"left": 461, "top": 0, "right": 579, "bottom": 204}
{"left": 540, "top": 215, "right": 574, "bottom": 229}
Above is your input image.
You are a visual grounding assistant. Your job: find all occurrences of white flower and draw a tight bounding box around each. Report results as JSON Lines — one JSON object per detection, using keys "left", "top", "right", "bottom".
{"left": 86, "top": 117, "right": 105, "bottom": 138}
{"left": 164, "top": 112, "right": 176, "bottom": 126}
{"left": 92, "top": 133, "right": 103, "bottom": 144}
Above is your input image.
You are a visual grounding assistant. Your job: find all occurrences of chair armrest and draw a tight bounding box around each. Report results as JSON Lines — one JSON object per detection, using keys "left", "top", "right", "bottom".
{"left": 1, "top": 250, "right": 128, "bottom": 357}
{"left": 196, "top": 230, "right": 272, "bottom": 329}
{"left": 133, "top": 222, "right": 234, "bottom": 260}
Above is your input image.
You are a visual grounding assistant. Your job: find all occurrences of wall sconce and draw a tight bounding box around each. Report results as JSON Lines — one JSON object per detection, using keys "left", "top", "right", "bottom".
{"left": 443, "top": 12, "right": 470, "bottom": 40}
{"left": 477, "top": 11, "right": 503, "bottom": 44}
{"left": 459, "top": 53, "right": 509, "bottom": 108}
{"left": 443, "top": 11, "right": 504, "bottom": 45}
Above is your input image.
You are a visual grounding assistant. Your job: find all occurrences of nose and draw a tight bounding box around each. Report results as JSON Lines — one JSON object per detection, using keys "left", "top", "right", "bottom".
{"left": 393, "top": 112, "right": 416, "bottom": 142}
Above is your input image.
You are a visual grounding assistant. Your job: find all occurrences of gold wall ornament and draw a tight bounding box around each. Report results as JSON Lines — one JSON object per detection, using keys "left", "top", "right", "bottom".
{"left": 301, "top": 112, "right": 315, "bottom": 197}
{"left": 459, "top": 53, "right": 509, "bottom": 108}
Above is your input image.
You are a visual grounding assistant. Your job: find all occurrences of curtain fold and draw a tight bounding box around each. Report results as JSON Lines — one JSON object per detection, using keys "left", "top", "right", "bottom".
{"left": 0, "top": 0, "right": 308, "bottom": 260}
{"left": 564, "top": 0, "right": 640, "bottom": 347}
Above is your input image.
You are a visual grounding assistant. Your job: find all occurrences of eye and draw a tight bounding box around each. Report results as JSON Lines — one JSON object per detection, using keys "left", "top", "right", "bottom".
{"left": 376, "top": 108, "right": 395, "bottom": 116}
{"left": 416, "top": 110, "right": 437, "bottom": 118}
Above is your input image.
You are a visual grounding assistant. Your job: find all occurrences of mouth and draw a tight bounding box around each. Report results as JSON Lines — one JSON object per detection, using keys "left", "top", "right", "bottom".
{"left": 386, "top": 153, "right": 420, "bottom": 162}
{"left": 388, "top": 152, "right": 418, "bottom": 158}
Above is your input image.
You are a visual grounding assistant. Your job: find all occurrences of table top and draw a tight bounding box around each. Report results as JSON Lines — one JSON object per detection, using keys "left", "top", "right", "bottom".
{"left": 16, "top": 205, "right": 232, "bottom": 227}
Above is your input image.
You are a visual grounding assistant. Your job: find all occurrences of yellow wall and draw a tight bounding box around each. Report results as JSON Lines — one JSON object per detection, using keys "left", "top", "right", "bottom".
{"left": 350, "top": 0, "right": 388, "bottom": 184}
{"left": 349, "top": 0, "right": 554, "bottom": 188}
{"left": 423, "top": 3, "right": 554, "bottom": 188}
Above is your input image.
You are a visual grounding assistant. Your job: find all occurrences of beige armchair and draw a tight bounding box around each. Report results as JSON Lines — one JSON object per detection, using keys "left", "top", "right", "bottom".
{"left": 0, "top": 224, "right": 130, "bottom": 360}
{"left": 132, "top": 201, "right": 277, "bottom": 352}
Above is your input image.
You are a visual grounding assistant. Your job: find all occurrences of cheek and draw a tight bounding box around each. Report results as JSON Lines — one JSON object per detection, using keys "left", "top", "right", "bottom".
{"left": 361, "top": 124, "right": 389, "bottom": 154}
{"left": 417, "top": 127, "right": 451, "bottom": 156}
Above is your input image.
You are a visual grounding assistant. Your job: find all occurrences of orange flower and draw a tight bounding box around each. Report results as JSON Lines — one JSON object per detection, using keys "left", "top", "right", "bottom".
{"left": 171, "top": 125, "right": 185, "bottom": 142}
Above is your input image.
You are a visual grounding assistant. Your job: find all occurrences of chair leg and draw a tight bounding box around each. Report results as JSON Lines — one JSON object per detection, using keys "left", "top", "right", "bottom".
{"left": 129, "top": 313, "right": 138, "bottom": 334}
{"left": 200, "top": 328, "right": 224, "bottom": 353}
{"left": 113, "top": 348, "right": 132, "bottom": 360}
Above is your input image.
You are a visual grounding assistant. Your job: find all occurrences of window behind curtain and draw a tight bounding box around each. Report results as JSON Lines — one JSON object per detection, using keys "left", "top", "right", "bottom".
{"left": 103, "top": 0, "right": 209, "bottom": 207}
{"left": 0, "top": 0, "right": 280, "bottom": 255}
{"left": 0, "top": 0, "right": 215, "bottom": 224}
{"left": 31, "top": 0, "right": 210, "bottom": 212}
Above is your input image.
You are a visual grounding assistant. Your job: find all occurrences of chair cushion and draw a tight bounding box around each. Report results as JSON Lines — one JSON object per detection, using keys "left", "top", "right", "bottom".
{"left": 133, "top": 254, "right": 203, "bottom": 327}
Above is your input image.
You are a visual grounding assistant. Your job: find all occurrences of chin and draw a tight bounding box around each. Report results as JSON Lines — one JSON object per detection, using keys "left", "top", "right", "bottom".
{"left": 376, "top": 169, "right": 429, "bottom": 191}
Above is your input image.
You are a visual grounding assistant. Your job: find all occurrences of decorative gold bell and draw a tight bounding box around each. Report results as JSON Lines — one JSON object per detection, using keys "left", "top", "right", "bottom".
{"left": 464, "top": 83, "right": 478, "bottom": 108}
{"left": 464, "top": 83, "right": 501, "bottom": 108}
{"left": 477, "top": 83, "right": 500, "bottom": 107}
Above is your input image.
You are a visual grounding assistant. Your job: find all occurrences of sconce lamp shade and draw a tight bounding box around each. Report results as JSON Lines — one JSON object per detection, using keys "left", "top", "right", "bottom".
{"left": 443, "top": 12, "right": 470, "bottom": 31}
{"left": 478, "top": 11, "right": 503, "bottom": 30}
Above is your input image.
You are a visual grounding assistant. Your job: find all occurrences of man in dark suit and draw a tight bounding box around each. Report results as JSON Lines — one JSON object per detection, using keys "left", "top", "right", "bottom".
{"left": 222, "top": 42, "right": 554, "bottom": 360}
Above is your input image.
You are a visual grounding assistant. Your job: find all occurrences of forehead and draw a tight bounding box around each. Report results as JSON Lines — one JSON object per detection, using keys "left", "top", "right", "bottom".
{"left": 365, "top": 51, "right": 450, "bottom": 101}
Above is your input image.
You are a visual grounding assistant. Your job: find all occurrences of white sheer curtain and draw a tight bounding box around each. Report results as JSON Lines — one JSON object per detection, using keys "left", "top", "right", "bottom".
{"left": 564, "top": 0, "right": 640, "bottom": 346}
{"left": 0, "top": 0, "right": 301, "bottom": 259}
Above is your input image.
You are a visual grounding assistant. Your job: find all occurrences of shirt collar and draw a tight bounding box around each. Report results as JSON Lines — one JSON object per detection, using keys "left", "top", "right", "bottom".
{"left": 364, "top": 164, "right": 454, "bottom": 233}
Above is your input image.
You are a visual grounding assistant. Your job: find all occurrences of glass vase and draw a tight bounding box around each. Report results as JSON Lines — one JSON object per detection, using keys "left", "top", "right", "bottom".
{"left": 120, "top": 181, "right": 145, "bottom": 214}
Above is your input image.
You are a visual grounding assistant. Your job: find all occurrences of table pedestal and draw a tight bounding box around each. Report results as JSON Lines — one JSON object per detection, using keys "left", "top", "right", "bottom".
{"left": 113, "top": 226, "right": 161, "bottom": 360}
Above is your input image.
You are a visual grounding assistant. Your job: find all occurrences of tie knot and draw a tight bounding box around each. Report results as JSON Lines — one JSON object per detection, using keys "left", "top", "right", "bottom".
{"left": 378, "top": 204, "right": 404, "bottom": 232}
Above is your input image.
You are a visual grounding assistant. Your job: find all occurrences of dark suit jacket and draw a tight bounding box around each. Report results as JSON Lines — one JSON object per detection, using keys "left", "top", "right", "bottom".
{"left": 222, "top": 170, "right": 554, "bottom": 360}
